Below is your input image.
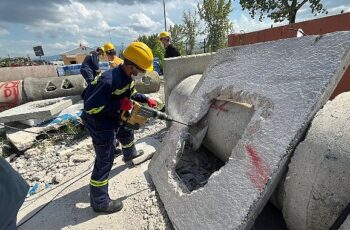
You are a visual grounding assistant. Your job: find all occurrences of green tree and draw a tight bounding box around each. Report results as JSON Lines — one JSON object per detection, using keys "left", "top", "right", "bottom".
{"left": 182, "top": 10, "right": 200, "bottom": 55}
{"left": 198, "top": 0, "right": 233, "bottom": 52}
{"left": 239, "top": 0, "right": 328, "bottom": 24}
{"left": 168, "top": 24, "right": 186, "bottom": 55}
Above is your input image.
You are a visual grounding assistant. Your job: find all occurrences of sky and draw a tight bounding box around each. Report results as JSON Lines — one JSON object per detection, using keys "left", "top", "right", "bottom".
{"left": 0, "top": 0, "right": 349, "bottom": 58}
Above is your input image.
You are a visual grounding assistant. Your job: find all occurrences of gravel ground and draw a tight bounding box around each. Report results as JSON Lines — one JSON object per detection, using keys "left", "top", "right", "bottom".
{"left": 12, "top": 84, "right": 174, "bottom": 230}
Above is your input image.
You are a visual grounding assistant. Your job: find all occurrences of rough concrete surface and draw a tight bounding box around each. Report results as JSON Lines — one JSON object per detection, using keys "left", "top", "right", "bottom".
{"left": 163, "top": 53, "right": 213, "bottom": 108}
{"left": 281, "top": 92, "right": 350, "bottom": 230}
{"left": 0, "top": 65, "right": 58, "bottom": 82}
{"left": 168, "top": 74, "right": 202, "bottom": 122}
{"left": 149, "top": 32, "right": 350, "bottom": 230}
{"left": 23, "top": 76, "right": 85, "bottom": 102}
{"left": 135, "top": 71, "right": 161, "bottom": 94}
{"left": 0, "top": 96, "right": 81, "bottom": 123}
{"left": 132, "top": 137, "right": 160, "bottom": 165}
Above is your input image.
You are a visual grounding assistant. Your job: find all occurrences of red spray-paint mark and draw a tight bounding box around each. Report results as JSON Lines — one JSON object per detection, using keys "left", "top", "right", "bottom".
{"left": 245, "top": 145, "right": 271, "bottom": 192}
{"left": 0, "top": 81, "right": 21, "bottom": 111}
{"left": 210, "top": 101, "right": 228, "bottom": 115}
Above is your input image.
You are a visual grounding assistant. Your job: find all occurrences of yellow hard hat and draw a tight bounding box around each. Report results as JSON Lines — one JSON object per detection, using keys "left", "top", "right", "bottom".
{"left": 159, "top": 31, "right": 170, "bottom": 39}
{"left": 123, "top": 42, "right": 154, "bottom": 72}
{"left": 103, "top": 42, "right": 115, "bottom": 52}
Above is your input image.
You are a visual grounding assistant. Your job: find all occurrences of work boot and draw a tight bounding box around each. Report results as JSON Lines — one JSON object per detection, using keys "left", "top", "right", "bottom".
{"left": 92, "top": 199, "right": 123, "bottom": 214}
{"left": 122, "top": 150, "right": 144, "bottom": 162}
{"left": 114, "top": 141, "right": 122, "bottom": 158}
{"left": 114, "top": 148, "right": 122, "bottom": 158}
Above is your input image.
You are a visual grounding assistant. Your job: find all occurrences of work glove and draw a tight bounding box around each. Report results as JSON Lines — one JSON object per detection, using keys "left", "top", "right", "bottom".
{"left": 120, "top": 98, "right": 133, "bottom": 111}
{"left": 147, "top": 98, "right": 157, "bottom": 108}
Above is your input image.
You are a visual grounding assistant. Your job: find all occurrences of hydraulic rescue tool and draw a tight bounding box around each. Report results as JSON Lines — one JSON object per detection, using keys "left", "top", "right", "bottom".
{"left": 120, "top": 101, "right": 189, "bottom": 130}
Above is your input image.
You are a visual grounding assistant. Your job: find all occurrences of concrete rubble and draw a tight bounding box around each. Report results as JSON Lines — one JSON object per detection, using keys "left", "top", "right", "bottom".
{"left": 149, "top": 31, "right": 350, "bottom": 230}
{"left": 0, "top": 96, "right": 81, "bottom": 123}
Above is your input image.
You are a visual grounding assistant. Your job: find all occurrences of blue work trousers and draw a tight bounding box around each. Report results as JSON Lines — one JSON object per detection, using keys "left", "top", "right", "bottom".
{"left": 80, "top": 68, "right": 95, "bottom": 85}
{"left": 81, "top": 112, "right": 136, "bottom": 209}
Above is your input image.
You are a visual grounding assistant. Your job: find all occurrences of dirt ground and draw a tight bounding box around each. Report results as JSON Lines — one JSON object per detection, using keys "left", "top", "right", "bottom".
{"left": 16, "top": 83, "right": 174, "bottom": 230}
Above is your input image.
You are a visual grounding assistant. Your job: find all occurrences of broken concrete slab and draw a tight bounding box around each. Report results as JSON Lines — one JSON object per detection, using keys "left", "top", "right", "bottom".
{"left": 132, "top": 137, "right": 160, "bottom": 165}
{"left": 6, "top": 123, "right": 48, "bottom": 151}
{"left": 149, "top": 32, "right": 350, "bottom": 230}
{"left": 0, "top": 96, "right": 81, "bottom": 123}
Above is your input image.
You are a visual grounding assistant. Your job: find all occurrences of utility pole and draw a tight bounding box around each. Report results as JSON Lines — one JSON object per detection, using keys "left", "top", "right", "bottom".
{"left": 162, "top": 0, "right": 167, "bottom": 31}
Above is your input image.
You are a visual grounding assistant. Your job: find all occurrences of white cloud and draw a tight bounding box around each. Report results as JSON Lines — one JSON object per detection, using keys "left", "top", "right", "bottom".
{"left": 327, "top": 5, "right": 350, "bottom": 14}
{"left": 233, "top": 14, "right": 284, "bottom": 34}
{"left": 128, "top": 13, "right": 162, "bottom": 32}
{"left": 0, "top": 28, "right": 9, "bottom": 36}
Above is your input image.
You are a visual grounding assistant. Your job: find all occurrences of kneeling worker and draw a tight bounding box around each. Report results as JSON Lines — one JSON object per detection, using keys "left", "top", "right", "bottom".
{"left": 81, "top": 42, "right": 158, "bottom": 213}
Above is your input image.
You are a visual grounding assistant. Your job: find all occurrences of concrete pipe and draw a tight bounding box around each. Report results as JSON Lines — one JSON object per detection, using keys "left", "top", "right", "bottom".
{"left": 134, "top": 71, "right": 161, "bottom": 94}
{"left": 168, "top": 74, "right": 254, "bottom": 162}
{"left": 0, "top": 80, "right": 24, "bottom": 112}
{"left": 168, "top": 75, "right": 350, "bottom": 229}
{"left": 168, "top": 74, "right": 202, "bottom": 121}
{"left": 0, "top": 65, "right": 58, "bottom": 82}
{"left": 0, "top": 76, "right": 86, "bottom": 111}
{"left": 279, "top": 92, "right": 350, "bottom": 230}
{"left": 23, "top": 76, "right": 86, "bottom": 102}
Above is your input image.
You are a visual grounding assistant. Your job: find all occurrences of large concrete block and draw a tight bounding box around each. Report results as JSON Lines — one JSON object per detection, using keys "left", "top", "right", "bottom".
{"left": 163, "top": 53, "right": 213, "bottom": 108}
{"left": 149, "top": 32, "right": 350, "bottom": 230}
{"left": 0, "top": 96, "right": 81, "bottom": 123}
{"left": 281, "top": 92, "right": 350, "bottom": 230}
{"left": 0, "top": 65, "right": 57, "bottom": 82}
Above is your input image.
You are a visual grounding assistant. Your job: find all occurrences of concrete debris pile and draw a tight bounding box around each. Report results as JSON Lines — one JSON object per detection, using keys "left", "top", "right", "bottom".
{"left": 150, "top": 31, "right": 350, "bottom": 230}
{"left": 9, "top": 138, "right": 94, "bottom": 195}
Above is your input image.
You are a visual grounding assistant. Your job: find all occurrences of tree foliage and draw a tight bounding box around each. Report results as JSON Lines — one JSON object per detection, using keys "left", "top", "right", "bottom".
{"left": 239, "top": 0, "right": 328, "bottom": 24}
{"left": 168, "top": 24, "right": 186, "bottom": 55}
{"left": 198, "top": 0, "right": 233, "bottom": 52}
{"left": 182, "top": 10, "right": 200, "bottom": 55}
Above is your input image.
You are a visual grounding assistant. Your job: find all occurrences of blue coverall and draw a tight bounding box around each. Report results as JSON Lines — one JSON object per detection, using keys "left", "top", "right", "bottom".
{"left": 81, "top": 66, "right": 148, "bottom": 209}
{"left": 80, "top": 51, "right": 100, "bottom": 84}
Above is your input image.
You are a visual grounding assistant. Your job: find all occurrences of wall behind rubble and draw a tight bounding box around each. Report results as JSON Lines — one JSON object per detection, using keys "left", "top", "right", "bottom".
{"left": 228, "top": 12, "right": 350, "bottom": 99}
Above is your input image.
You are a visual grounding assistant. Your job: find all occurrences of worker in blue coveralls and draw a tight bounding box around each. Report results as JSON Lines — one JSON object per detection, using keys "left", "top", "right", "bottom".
{"left": 80, "top": 47, "right": 104, "bottom": 84}
{"left": 81, "top": 42, "right": 158, "bottom": 213}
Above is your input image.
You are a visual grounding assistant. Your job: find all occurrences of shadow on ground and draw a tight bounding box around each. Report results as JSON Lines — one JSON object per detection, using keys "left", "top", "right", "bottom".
{"left": 18, "top": 164, "right": 128, "bottom": 230}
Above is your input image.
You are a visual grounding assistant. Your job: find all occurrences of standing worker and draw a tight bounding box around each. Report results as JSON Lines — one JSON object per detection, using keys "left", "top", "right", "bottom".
{"left": 80, "top": 47, "right": 104, "bottom": 84}
{"left": 103, "top": 42, "right": 123, "bottom": 68}
{"left": 0, "top": 156, "right": 29, "bottom": 230}
{"left": 159, "top": 31, "right": 180, "bottom": 58}
{"left": 81, "top": 42, "right": 158, "bottom": 213}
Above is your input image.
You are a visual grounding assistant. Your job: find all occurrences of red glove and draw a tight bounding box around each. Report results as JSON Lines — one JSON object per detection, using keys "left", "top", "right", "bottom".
{"left": 147, "top": 98, "right": 157, "bottom": 108}
{"left": 120, "top": 98, "right": 133, "bottom": 111}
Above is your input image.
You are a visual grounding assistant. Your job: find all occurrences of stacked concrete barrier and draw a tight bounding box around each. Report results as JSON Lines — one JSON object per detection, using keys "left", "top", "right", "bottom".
{"left": 149, "top": 32, "right": 350, "bottom": 230}
{"left": 0, "top": 65, "right": 58, "bottom": 82}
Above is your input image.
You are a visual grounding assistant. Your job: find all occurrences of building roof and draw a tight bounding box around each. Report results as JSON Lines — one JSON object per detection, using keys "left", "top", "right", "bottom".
{"left": 60, "top": 46, "right": 94, "bottom": 56}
